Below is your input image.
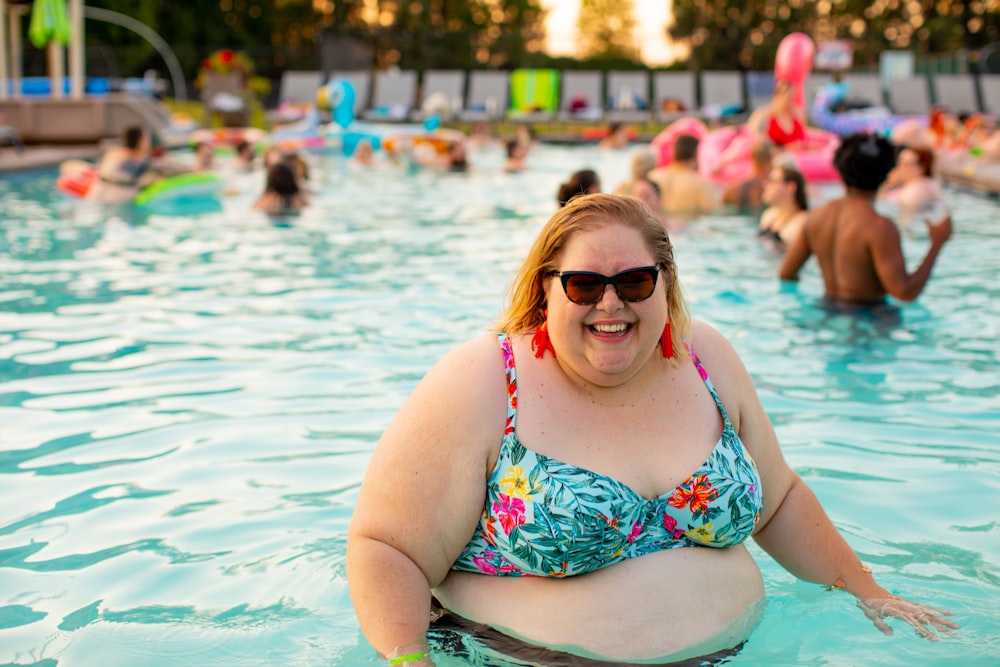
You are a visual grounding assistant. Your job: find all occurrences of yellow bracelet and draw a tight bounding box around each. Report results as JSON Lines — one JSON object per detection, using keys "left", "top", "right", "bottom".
{"left": 389, "top": 653, "right": 426, "bottom": 665}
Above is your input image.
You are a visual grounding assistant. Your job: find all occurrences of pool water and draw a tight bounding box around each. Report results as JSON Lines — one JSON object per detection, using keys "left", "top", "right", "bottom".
{"left": 1, "top": 144, "right": 998, "bottom": 666}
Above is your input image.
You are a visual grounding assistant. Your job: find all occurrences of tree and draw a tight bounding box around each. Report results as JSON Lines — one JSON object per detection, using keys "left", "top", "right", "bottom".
{"left": 576, "top": 0, "right": 640, "bottom": 62}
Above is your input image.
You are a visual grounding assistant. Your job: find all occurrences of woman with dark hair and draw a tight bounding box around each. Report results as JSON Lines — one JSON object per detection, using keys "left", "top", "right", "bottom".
{"left": 253, "top": 161, "right": 308, "bottom": 215}
{"left": 87, "top": 124, "right": 153, "bottom": 204}
{"left": 759, "top": 164, "right": 809, "bottom": 250}
{"left": 557, "top": 168, "right": 600, "bottom": 207}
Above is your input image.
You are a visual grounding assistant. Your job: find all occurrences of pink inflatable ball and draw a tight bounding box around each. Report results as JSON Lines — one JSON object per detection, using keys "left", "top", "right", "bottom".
{"left": 650, "top": 117, "right": 708, "bottom": 167}
{"left": 775, "top": 33, "right": 815, "bottom": 109}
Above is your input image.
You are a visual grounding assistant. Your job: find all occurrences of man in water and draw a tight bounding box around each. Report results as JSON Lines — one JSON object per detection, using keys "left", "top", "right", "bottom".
{"left": 780, "top": 132, "right": 952, "bottom": 304}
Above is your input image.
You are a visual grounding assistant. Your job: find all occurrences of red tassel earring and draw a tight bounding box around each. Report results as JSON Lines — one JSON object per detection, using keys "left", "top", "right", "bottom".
{"left": 531, "top": 309, "right": 556, "bottom": 358}
{"left": 660, "top": 320, "right": 673, "bottom": 359}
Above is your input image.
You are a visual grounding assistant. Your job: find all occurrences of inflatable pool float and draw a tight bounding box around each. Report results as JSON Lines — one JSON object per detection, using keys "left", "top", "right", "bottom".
{"left": 649, "top": 120, "right": 840, "bottom": 184}
{"left": 650, "top": 117, "right": 708, "bottom": 167}
{"left": 190, "top": 126, "right": 269, "bottom": 148}
{"left": 811, "top": 88, "right": 923, "bottom": 137}
{"left": 134, "top": 172, "right": 224, "bottom": 209}
{"left": 696, "top": 125, "right": 841, "bottom": 183}
{"left": 57, "top": 164, "right": 98, "bottom": 197}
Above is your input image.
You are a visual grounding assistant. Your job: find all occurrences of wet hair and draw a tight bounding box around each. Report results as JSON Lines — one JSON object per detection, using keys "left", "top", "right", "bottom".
{"left": 122, "top": 125, "right": 145, "bottom": 150}
{"left": 504, "top": 136, "right": 521, "bottom": 158}
{"left": 833, "top": 133, "right": 897, "bottom": 191}
{"left": 673, "top": 134, "right": 699, "bottom": 162}
{"left": 557, "top": 169, "right": 600, "bottom": 207}
{"left": 777, "top": 166, "right": 809, "bottom": 211}
{"left": 235, "top": 140, "right": 254, "bottom": 160}
{"left": 495, "top": 193, "right": 690, "bottom": 360}
{"left": 264, "top": 161, "right": 301, "bottom": 209}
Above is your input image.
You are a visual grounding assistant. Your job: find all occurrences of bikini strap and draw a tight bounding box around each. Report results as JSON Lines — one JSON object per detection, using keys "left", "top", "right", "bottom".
{"left": 684, "top": 341, "right": 734, "bottom": 430}
{"left": 497, "top": 332, "right": 518, "bottom": 433}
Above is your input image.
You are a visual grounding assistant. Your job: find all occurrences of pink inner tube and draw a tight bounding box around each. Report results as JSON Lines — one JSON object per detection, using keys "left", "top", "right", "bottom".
{"left": 650, "top": 118, "right": 708, "bottom": 168}
{"left": 696, "top": 126, "right": 842, "bottom": 184}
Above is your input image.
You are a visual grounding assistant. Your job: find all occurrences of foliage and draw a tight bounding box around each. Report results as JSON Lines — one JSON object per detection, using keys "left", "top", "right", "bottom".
{"left": 576, "top": 0, "right": 640, "bottom": 61}
{"left": 669, "top": 0, "right": 1000, "bottom": 71}
{"left": 78, "top": 0, "right": 1000, "bottom": 86}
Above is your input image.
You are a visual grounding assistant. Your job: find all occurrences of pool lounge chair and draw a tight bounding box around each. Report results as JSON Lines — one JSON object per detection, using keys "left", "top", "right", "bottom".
{"left": 606, "top": 71, "right": 651, "bottom": 123}
{"left": 887, "top": 76, "right": 931, "bottom": 115}
{"left": 977, "top": 74, "right": 1000, "bottom": 116}
{"left": 653, "top": 71, "right": 697, "bottom": 123}
{"left": 558, "top": 70, "right": 604, "bottom": 122}
{"left": 842, "top": 73, "right": 885, "bottom": 109}
{"left": 268, "top": 70, "right": 325, "bottom": 125}
{"left": 931, "top": 73, "right": 980, "bottom": 114}
{"left": 459, "top": 71, "right": 509, "bottom": 121}
{"left": 201, "top": 71, "right": 251, "bottom": 127}
{"left": 363, "top": 69, "right": 418, "bottom": 122}
{"left": 699, "top": 71, "right": 746, "bottom": 121}
{"left": 508, "top": 69, "right": 559, "bottom": 122}
{"left": 415, "top": 70, "right": 466, "bottom": 121}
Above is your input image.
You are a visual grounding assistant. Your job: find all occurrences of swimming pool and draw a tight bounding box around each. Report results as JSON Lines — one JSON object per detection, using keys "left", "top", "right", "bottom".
{"left": 1, "top": 143, "right": 997, "bottom": 666}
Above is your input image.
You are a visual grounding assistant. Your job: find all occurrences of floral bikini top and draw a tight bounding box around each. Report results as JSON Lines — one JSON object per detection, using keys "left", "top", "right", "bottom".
{"left": 451, "top": 332, "right": 763, "bottom": 578}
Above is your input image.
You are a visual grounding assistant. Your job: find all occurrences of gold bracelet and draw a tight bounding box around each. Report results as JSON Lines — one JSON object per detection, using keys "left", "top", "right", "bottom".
{"left": 826, "top": 563, "right": 872, "bottom": 591}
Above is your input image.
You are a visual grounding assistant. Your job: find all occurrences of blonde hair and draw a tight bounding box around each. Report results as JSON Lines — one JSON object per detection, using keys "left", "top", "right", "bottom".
{"left": 494, "top": 193, "right": 690, "bottom": 360}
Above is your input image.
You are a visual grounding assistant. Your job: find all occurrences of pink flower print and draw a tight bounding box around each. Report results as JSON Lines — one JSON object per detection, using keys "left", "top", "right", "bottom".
{"left": 473, "top": 551, "right": 498, "bottom": 575}
{"left": 627, "top": 519, "right": 643, "bottom": 543}
{"left": 493, "top": 493, "right": 526, "bottom": 534}
{"left": 662, "top": 513, "right": 686, "bottom": 539}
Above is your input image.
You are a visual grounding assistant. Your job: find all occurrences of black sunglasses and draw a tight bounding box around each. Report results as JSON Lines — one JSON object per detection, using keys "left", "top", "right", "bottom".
{"left": 548, "top": 265, "right": 660, "bottom": 305}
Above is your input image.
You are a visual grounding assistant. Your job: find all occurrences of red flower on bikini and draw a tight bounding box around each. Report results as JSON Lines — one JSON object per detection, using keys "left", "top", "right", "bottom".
{"left": 667, "top": 474, "right": 718, "bottom": 514}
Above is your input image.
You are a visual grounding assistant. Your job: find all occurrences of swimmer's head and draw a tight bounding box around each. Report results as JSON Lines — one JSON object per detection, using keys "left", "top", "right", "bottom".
{"left": 833, "top": 133, "right": 896, "bottom": 192}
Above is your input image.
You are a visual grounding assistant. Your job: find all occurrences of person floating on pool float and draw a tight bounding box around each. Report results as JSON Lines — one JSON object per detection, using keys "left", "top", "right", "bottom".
{"left": 347, "top": 193, "right": 958, "bottom": 667}
{"left": 87, "top": 124, "right": 155, "bottom": 205}
{"left": 746, "top": 79, "right": 808, "bottom": 150}
{"left": 781, "top": 133, "right": 953, "bottom": 304}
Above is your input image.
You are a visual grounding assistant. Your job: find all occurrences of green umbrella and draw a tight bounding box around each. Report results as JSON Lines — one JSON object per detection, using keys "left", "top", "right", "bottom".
{"left": 29, "top": 0, "right": 71, "bottom": 49}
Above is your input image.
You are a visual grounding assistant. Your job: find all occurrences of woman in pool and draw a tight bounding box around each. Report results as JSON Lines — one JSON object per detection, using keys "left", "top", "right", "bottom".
{"left": 758, "top": 164, "right": 809, "bottom": 250}
{"left": 347, "top": 194, "right": 956, "bottom": 666}
{"left": 87, "top": 124, "right": 154, "bottom": 205}
{"left": 878, "top": 146, "right": 942, "bottom": 224}
{"left": 253, "top": 161, "right": 308, "bottom": 215}
{"left": 557, "top": 168, "right": 601, "bottom": 207}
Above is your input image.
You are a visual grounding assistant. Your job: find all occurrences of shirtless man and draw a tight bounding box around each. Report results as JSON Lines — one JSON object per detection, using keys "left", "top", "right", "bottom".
{"left": 780, "top": 133, "right": 952, "bottom": 303}
{"left": 647, "top": 133, "right": 719, "bottom": 220}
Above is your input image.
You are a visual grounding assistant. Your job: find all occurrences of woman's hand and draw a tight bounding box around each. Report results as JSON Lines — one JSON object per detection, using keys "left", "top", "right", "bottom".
{"left": 856, "top": 595, "right": 959, "bottom": 641}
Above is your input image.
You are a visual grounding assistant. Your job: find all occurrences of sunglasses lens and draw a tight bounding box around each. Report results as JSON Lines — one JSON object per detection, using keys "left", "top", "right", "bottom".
{"left": 616, "top": 270, "right": 656, "bottom": 301}
{"left": 564, "top": 275, "right": 605, "bottom": 304}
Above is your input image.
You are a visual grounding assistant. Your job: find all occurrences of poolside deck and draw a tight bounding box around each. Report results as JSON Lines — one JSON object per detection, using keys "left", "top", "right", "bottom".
{"left": 0, "top": 143, "right": 102, "bottom": 174}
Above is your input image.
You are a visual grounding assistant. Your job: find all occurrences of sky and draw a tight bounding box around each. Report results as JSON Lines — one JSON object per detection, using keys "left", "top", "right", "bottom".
{"left": 542, "top": 0, "right": 683, "bottom": 66}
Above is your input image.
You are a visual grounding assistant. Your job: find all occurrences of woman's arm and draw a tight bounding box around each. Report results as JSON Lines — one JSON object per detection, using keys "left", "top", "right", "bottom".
{"left": 690, "top": 322, "right": 957, "bottom": 640}
{"left": 347, "top": 334, "right": 506, "bottom": 661}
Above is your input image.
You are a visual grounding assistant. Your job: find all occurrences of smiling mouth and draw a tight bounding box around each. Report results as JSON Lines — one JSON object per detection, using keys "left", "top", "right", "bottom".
{"left": 590, "top": 322, "right": 632, "bottom": 338}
